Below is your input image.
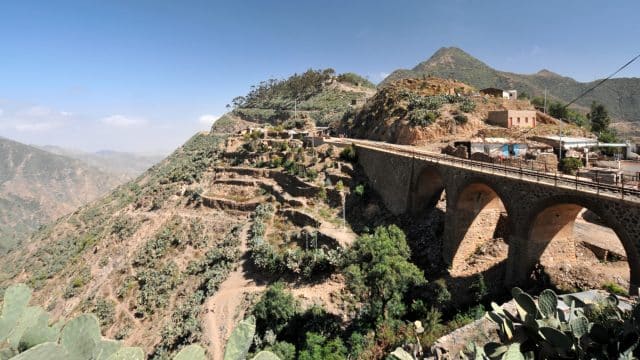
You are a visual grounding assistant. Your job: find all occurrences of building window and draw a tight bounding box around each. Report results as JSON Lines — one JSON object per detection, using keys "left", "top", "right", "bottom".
{"left": 525, "top": 117, "right": 528, "bottom": 123}
{"left": 517, "top": 117, "right": 520, "bottom": 123}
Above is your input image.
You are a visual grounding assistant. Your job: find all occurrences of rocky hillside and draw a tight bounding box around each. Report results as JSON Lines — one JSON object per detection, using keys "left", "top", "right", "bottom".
{"left": 383, "top": 47, "right": 640, "bottom": 124}
{"left": 0, "top": 128, "right": 365, "bottom": 359}
{"left": 229, "top": 69, "right": 375, "bottom": 127}
{"left": 0, "top": 137, "right": 123, "bottom": 253}
{"left": 340, "top": 77, "right": 590, "bottom": 147}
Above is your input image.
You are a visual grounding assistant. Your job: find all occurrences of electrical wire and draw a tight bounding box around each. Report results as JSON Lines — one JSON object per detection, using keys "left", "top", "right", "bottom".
{"left": 563, "top": 52, "right": 640, "bottom": 109}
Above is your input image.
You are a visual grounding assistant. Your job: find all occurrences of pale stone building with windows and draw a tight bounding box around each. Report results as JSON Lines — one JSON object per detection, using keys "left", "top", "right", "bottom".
{"left": 487, "top": 110, "right": 537, "bottom": 128}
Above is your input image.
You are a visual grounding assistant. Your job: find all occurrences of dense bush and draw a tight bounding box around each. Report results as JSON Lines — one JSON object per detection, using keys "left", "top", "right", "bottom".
{"left": 409, "top": 109, "right": 439, "bottom": 126}
{"left": 339, "top": 144, "right": 357, "bottom": 162}
{"left": 559, "top": 157, "right": 583, "bottom": 175}
{"left": 135, "top": 262, "right": 181, "bottom": 315}
{"left": 336, "top": 72, "right": 376, "bottom": 88}
{"left": 186, "top": 225, "right": 241, "bottom": 296}
{"left": 94, "top": 297, "right": 116, "bottom": 327}
{"left": 344, "top": 225, "right": 426, "bottom": 323}
{"left": 459, "top": 99, "right": 476, "bottom": 113}
{"left": 152, "top": 291, "right": 205, "bottom": 359}
{"left": 253, "top": 282, "right": 301, "bottom": 336}
{"left": 453, "top": 113, "right": 468, "bottom": 125}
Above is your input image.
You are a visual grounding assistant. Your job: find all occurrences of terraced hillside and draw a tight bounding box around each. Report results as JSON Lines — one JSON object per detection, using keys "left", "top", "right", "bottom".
{"left": 224, "top": 69, "right": 375, "bottom": 128}
{"left": 0, "top": 129, "right": 364, "bottom": 359}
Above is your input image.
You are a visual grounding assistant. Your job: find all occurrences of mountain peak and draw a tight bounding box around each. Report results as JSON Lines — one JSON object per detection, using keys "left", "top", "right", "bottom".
{"left": 412, "top": 46, "right": 491, "bottom": 73}
{"left": 535, "top": 69, "right": 561, "bottom": 77}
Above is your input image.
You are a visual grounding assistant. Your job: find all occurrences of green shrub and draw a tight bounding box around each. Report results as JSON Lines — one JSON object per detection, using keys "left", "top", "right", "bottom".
{"left": 354, "top": 184, "right": 365, "bottom": 197}
{"left": 298, "top": 332, "right": 348, "bottom": 360}
{"left": 252, "top": 282, "right": 300, "bottom": 336}
{"left": 559, "top": 157, "right": 583, "bottom": 175}
{"left": 602, "top": 282, "right": 628, "bottom": 296}
{"left": 94, "top": 298, "right": 116, "bottom": 327}
{"left": 409, "top": 109, "right": 439, "bottom": 126}
{"left": 344, "top": 225, "right": 426, "bottom": 322}
{"left": 453, "top": 113, "right": 468, "bottom": 125}
{"left": 459, "top": 99, "right": 476, "bottom": 113}
{"left": 153, "top": 291, "right": 205, "bottom": 358}
{"left": 339, "top": 145, "right": 357, "bottom": 162}
{"left": 135, "top": 262, "right": 181, "bottom": 315}
{"left": 63, "top": 267, "right": 92, "bottom": 299}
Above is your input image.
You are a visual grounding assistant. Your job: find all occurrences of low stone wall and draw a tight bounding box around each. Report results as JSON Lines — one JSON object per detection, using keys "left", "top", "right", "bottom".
{"left": 201, "top": 194, "right": 271, "bottom": 212}
{"left": 279, "top": 209, "right": 321, "bottom": 228}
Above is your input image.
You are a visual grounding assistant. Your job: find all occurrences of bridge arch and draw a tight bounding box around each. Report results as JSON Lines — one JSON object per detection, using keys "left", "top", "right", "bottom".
{"left": 445, "top": 180, "right": 512, "bottom": 277}
{"left": 523, "top": 196, "right": 640, "bottom": 295}
{"left": 410, "top": 166, "right": 445, "bottom": 214}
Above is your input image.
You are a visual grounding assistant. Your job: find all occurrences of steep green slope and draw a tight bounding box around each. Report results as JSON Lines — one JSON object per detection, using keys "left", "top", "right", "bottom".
{"left": 383, "top": 47, "right": 640, "bottom": 122}
{"left": 0, "top": 137, "right": 122, "bottom": 253}
{"left": 230, "top": 68, "right": 375, "bottom": 127}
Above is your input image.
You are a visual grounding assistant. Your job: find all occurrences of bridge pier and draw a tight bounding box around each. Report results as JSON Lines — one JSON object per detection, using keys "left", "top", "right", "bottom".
{"left": 353, "top": 142, "right": 640, "bottom": 295}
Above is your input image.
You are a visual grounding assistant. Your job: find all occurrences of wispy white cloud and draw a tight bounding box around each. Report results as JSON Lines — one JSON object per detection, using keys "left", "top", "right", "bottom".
{"left": 101, "top": 115, "right": 148, "bottom": 128}
{"left": 198, "top": 114, "right": 220, "bottom": 126}
{"left": 0, "top": 108, "right": 4, "bottom": 117}
{"left": 14, "top": 121, "right": 63, "bottom": 132}
{"left": 19, "top": 106, "right": 54, "bottom": 118}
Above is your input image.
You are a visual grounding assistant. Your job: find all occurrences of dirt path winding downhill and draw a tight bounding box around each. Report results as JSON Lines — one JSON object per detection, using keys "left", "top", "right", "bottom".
{"left": 202, "top": 223, "right": 267, "bottom": 360}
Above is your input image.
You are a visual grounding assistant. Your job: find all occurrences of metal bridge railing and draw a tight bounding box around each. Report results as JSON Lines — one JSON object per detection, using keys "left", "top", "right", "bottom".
{"left": 341, "top": 139, "right": 640, "bottom": 202}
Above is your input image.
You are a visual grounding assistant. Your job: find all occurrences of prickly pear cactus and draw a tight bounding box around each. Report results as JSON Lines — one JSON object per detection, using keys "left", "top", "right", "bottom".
{"left": 60, "top": 314, "right": 102, "bottom": 360}
{"left": 105, "top": 347, "right": 145, "bottom": 360}
{"left": 569, "top": 316, "right": 589, "bottom": 339}
{"left": 173, "top": 344, "right": 206, "bottom": 360}
{"left": 93, "top": 340, "right": 122, "bottom": 360}
{"left": 251, "top": 351, "right": 281, "bottom": 360}
{"left": 7, "top": 307, "right": 44, "bottom": 349}
{"left": 17, "top": 312, "right": 62, "bottom": 352}
{"left": 537, "top": 289, "right": 557, "bottom": 318}
{"left": 0, "top": 284, "right": 32, "bottom": 342}
{"left": 223, "top": 316, "right": 256, "bottom": 360}
{"left": 513, "top": 290, "right": 539, "bottom": 320}
{"left": 7, "top": 342, "right": 68, "bottom": 360}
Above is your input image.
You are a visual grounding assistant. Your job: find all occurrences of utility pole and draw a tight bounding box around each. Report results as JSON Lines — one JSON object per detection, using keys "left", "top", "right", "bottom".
{"left": 543, "top": 88, "right": 547, "bottom": 114}
{"left": 342, "top": 192, "right": 346, "bottom": 230}
{"left": 558, "top": 119, "right": 563, "bottom": 162}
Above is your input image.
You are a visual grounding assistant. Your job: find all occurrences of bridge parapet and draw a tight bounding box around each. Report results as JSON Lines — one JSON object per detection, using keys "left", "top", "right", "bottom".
{"left": 350, "top": 139, "right": 640, "bottom": 295}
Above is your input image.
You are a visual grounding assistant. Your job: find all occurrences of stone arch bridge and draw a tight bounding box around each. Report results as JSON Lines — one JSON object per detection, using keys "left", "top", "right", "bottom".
{"left": 334, "top": 139, "right": 640, "bottom": 294}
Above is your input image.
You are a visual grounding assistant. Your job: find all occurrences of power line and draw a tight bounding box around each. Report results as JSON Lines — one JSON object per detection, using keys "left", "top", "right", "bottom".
{"left": 563, "top": 52, "right": 640, "bottom": 109}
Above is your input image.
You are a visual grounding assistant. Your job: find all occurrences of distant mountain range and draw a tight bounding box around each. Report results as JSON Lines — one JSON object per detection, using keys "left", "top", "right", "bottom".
{"left": 383, "top": 47, "right": 640, "bottom": 123}
{"left": 39, "top": 145, "right": 163, "bottom": 180}
{"left": 0, "top": 138, "right": 159, "bottom": 253}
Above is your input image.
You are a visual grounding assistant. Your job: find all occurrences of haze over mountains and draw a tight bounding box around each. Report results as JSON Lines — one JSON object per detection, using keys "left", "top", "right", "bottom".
{"left": 383, "top": 47, "right": 640, "bottom": 124}
{"left": 38, "top": 145, "right": 163, "bottom": 181}
{"left": 0, "top": 137, "right": 159, "bottom": 253}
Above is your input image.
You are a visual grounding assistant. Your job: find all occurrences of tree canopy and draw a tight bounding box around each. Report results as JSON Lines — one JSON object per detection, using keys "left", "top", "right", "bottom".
{"left": 344, "top": 225, "right": 426, "bottom": 323}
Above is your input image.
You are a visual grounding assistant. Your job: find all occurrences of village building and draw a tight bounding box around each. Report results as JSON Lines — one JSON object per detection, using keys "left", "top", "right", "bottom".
{"left": 487, "top": 110, "right": 537, "bottom": 128}
{"left": 480, "top": 88, "right": 517, "bottom": 99}
{"left": 454, "top": 138, "right": 531, "bottom": 158}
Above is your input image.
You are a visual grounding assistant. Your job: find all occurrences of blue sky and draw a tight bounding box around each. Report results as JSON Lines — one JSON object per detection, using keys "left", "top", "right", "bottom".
{"left": 1, "top": 0, "right": 639, "bottom": 154}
